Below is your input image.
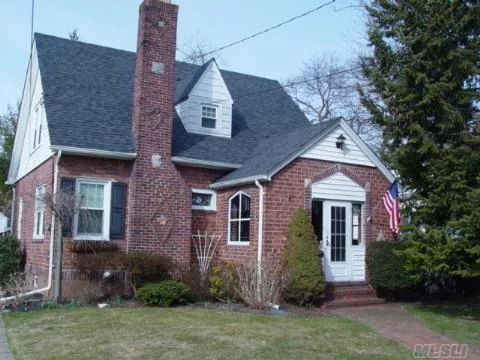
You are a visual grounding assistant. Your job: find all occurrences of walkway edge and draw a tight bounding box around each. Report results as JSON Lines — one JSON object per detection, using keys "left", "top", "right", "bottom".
{"left": 0, "top": 315, "right": 14, "bottom": 360}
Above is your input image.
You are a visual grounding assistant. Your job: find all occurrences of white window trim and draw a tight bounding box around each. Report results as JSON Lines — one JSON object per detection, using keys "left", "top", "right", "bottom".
{"left": 33, "top": 184, "right": 46, "bottom": 240}
{"left": 32, "top": 101, "right": 43, "bottom": 151}
{"left": 191, "top": 188, "right": 217, "bottom": 211}
{"left": 73, "top": 178, "right": 111, "bottom": 241}
{"left": 227, "top": 191, "right": 251, "bottom": 246}
{"left": 200, "top": 103, "right": 222, "bottom": 133}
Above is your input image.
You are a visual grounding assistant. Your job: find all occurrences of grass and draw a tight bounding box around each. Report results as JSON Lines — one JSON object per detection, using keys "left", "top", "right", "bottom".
{"left": 3, "top": 306, "right": 412, "bottom": 360}
{"left": 406, "top": 303, "right": 480, "bottom": 349}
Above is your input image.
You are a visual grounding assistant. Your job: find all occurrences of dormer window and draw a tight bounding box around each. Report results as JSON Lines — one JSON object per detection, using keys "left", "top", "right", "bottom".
{"left": 201, "top": 105, "right": 217, "bottom": 129}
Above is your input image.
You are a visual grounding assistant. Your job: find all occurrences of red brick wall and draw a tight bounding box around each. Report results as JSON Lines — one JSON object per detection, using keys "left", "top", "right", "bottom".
{"left": 262, "top": 159, "right": 391, "bottom": 262}
{"left": 58, "top": 156, "right": 132, "bottom": 272}
{"left": 128, "top": 0, "right": 192, "bottom": 263}
{"left": 13, "top": 157, "right": 54, "bottom": 289}
{"left": 185, "top": 158, "right": 391, "bottom": 267}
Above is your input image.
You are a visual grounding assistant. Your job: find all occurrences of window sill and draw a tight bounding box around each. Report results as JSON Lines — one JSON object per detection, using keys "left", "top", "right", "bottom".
{"left": 192, "top": 208, "right": 216, "bottom": 213}
{"left": 227, "top": 241, "right": 250, "bottom": 246}
{"left": 73, "top": 237, "right": 110, "bottom": 242}
{"left": 32, "top": 236, "right": 44, "bottom": 243}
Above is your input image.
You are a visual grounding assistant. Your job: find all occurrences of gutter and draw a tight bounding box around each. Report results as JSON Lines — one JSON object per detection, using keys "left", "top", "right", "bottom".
{"left": 0, "top": 151, "right": 62, "bottom": 303}
{"left": 210, "top": 175, "right": 269, "bottom": 190}
{"left": 50, "top": 146, "right": 136, "bottom": 160}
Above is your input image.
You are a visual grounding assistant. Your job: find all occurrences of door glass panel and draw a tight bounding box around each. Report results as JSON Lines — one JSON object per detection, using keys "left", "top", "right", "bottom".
{"left": 330, "top": 206, "right": 346, "bottom": 262}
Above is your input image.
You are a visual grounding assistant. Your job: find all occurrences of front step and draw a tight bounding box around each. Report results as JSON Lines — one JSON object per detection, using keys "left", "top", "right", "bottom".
{"left": 323, "top": 282, "right": 384, "bottom": 308}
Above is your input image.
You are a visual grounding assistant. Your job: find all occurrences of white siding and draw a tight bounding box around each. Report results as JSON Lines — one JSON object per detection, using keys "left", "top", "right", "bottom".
{"left": 175, "top": 61, "right": 233, "bottom": 138}
{"left": 301, "top": 126, "right": 374, "bottom": 167}
{"left": 11, "top": 44, "right": 53, "bottom": 182}
{"left": 351, "top": 246, "right": 366, "bottom": 281}
{"left": 311, "top": 172, "right": 366, "bottom": 202}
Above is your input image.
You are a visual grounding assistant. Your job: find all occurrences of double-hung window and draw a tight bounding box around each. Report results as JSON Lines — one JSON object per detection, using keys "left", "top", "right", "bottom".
{"left": 201, "top": 105, "right": 217, "bottom": 129}
{"left": 74, "top": 180, "right": 111, "bottom": 240}
{"left": 228, "top": 192, "right": 250, "bottom": 244}
{"left": 33, "top": 185, "right": 46, "bottom": 239}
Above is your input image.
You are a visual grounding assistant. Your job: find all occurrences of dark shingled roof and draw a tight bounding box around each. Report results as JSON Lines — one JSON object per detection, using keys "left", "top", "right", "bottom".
{"left": 35, "top": 33, "right": 330, "bottom": 178}
{"left": 212, "top": 119, "right": 339, "bottom": 186}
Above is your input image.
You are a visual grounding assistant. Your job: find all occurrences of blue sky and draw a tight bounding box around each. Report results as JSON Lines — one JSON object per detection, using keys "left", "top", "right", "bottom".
{"left": 0, "top": 0, "right": 367, "bottom": 114}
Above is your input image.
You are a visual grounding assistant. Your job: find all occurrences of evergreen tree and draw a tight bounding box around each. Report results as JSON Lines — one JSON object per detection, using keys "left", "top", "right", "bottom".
{"left": 0, "top": 103, "right": 18, "bottom": 208}
{"left": 283, "top": 209, "right": 326, "bottom": 306}
{"left": 361, "top": 0, "right": 480, "bottom": 285}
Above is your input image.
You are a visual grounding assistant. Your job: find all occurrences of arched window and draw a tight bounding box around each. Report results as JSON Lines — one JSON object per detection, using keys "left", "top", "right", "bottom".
{"left": 228, "top": 192, "right": 250, "bottom": 244}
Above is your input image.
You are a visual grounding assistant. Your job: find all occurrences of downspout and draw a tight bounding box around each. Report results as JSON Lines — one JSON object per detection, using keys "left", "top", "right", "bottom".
{"left": 255, "top": 180, "right": 264, "bottom": 287}
{"left": 0, "top": 151, "right": 61, "bottom": 303}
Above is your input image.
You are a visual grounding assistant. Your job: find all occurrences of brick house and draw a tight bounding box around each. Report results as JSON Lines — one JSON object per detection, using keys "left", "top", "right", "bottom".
{"left": 7, "top": 0, "right": 394, "bottom": 301}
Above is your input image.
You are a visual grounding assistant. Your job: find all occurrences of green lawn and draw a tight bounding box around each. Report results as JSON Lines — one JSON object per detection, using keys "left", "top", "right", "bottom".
{"left": 407, "top": 303, "right": 480, "bottom": 349}
{"left": 3, "top": 307, "right": 412, "bottom": 360}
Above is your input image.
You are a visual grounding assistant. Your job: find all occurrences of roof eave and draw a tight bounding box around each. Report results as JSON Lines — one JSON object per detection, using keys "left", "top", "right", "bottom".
{"left": 172, "top": 156, "right": 241, "bottom": 170}
{"left": 50, "top": 145, "right": 136, "bottom": 160}
{"left": 209, "top": 175, "right": 269, "bottom": 189}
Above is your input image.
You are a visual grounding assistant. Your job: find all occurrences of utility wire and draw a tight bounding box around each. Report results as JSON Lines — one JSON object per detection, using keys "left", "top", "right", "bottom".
{"left": 181, "top": 0, "right": 336, "bottom": 62}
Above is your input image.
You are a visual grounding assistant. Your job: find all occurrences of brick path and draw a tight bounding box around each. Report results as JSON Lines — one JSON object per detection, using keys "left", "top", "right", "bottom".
{"left": 333, "top": 303, "right": 480, "bottom": 360}
{"left": 0, "top": 316, "right": 14, "bottom": 360}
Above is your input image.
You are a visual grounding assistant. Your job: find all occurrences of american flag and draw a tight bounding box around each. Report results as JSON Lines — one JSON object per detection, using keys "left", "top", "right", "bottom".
{"left": 382, "top": 181, "right": 401, "bottom": 234}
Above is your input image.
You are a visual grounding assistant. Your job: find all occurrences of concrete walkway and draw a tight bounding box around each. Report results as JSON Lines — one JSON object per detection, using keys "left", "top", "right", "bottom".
{"left": 333, "top": 303, "right": 480, "bottom": 360}
{"left": 0, "top": 316, "right": 14, "bottom": 360}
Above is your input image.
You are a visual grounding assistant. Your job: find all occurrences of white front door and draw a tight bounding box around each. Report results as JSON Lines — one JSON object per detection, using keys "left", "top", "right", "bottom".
{"left": 322, "top": 201, "right": 352, "bottom": 282}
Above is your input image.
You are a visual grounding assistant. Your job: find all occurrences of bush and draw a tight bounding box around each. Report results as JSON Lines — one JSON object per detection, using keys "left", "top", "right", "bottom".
{"left": 235, "top": 259, "right": 287, "bottom": 309}
{"left": 366, "top": 240, "right": 413, "bottom": 299}
{"left": 73, "top": 251, "right": 172, "bottom": 296}
{"left": 136, "top": 280, "right": 195, "bottom": 307}
{"left": 0, "top": 235, "right": 24, "bottom": 286}
{"left": 208, "top": 261, "right": 238, "bottom": 303}
{"left": 283, "top": 209, "right": 326, "bottom": 306}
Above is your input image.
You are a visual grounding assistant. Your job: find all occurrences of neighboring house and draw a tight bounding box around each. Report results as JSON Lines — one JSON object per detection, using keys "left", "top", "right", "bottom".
{"left": 0, "top": 212, "right": 9, "bottom": 234}
{"left": 7, "top": 0, "right": 394, "bottom": 302}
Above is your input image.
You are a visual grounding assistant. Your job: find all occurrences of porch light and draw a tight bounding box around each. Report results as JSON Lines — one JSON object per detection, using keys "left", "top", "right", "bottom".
{"left": 336, "top": 134, "right": 346, "bottom": 149}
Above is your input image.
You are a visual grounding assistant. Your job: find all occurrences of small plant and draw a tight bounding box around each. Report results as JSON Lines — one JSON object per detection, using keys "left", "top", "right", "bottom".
{"left": 0, "top": 235, "right": 25, "bottom": 286}
{"left": 366, "top": 240, "right": 414, "bottom": 299}
{"left": 66, "top": 298, "right": 83, "bottom": 308}
{"left": 109, "top": 294, "right": 122, "bottom": 306}
{"left": 3, "top": 272, "right": 31, "bottom": 310}
{"left": 283, "top": 209, "right": 326, "bottom": 306}
{"left": 40, "top": 301, "right": 58, "bottom": 310}
{"left": 66, "top": 240, "right": 118, "bottom": 254}
{"left": 136, "top": 280, "right": 196, "bottom": 307}
{"left": 208, "top": 262, "right": 238, "bottom": 303}
{"left": 235, "top": 259, "right": 287, "bottom": 310}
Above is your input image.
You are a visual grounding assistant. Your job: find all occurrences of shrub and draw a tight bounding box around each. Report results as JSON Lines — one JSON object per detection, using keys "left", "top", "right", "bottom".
{"left": 235, "top": 259, "right": 287, "bottom": 309}
{"left": 73, "top": 251, "right": 171, "bottom": 296}
{"left": 208, "top": 261, "right": 238, "bottom": 303}
{"left": 366, "top": 240, "right": 413, "bottom": 299}
{"left": 0, "top": 235, "right": 24, "bottom": 286}
{"left": 136, "top": 280, "right": 195, "bottom": 307}
{"left": 283, "top": 209, "right": 326, "bottom": 306}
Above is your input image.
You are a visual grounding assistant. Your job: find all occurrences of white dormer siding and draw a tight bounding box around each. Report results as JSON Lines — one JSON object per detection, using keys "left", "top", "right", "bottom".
{"left": 11, "top": 43, "right": 53, "bottom": 182}
{"left": 175, "top": 61, "right": 233, "bottom": 138}
{"left": 301, "top": 125, "right": 375, "bottom": 167}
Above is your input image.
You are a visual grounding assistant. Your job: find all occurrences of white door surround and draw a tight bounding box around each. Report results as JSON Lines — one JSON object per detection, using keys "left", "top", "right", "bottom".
{"left": 311, "top": 171, "right": 367, "bottom": 282}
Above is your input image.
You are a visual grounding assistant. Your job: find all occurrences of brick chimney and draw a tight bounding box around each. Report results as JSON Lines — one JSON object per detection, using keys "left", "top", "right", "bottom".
{"left": 128, "top": 0, "right": 191, "bottom": 263}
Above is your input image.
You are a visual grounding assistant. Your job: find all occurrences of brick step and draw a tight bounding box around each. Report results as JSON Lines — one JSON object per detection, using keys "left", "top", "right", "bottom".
{"left": 327, "top": 287, "right": 377, "bottom": 298}
{"left": 324, "top": 296, "right": 385, "bottom": 309}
